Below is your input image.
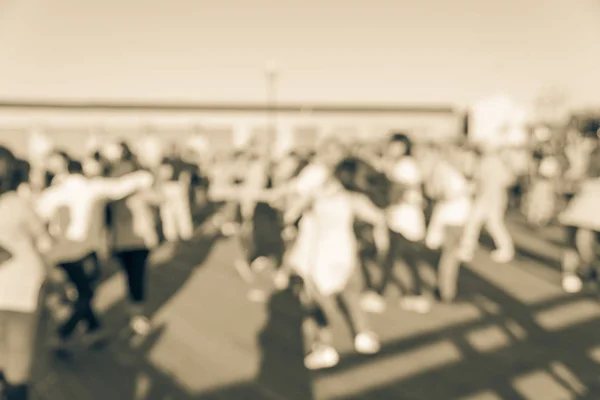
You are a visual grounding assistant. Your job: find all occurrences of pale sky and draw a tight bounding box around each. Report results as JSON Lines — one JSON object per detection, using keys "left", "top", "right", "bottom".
{"left": 0, "top": 0, "right": 598, "bottom": 108}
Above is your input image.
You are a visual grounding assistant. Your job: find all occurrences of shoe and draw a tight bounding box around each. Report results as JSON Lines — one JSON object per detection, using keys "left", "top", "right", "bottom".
{"left": 250, "top": 256, "right": 271, "bottom": 272}
{"left": 400, "top": 295, "right": 432, "bottom": 314}
{"left": 491, "top": 249, "right": 514, "bottom": 264}
{"left": 354, "top": 332, "right": 380, "bottom": 355}
{"left": 130, "top": 315, "right": 152, "bottom": 336}
{"left": 304, "top": 345, "right": 340, "bottom": 370}
{"left": 360, "top": 291, "right": 387, "bottom": 314}
{"left": 562, "top": 274, "right": 583, "bottom": 294}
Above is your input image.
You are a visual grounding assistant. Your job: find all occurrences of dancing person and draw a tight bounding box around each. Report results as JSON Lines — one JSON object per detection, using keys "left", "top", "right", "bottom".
{"left": 459, "top": 142, "right": 517, "bottom": 263}
{"left": 108, "top": 139, "right": 162, "bottom": 336}
{"left": 36, "top": 158, "right": 155, "bottom": 350}
{"left": 286, "top": 156, "right": 388, "bottom": 370}
{"left": 361, "top": 133, "right": 429, "bottom": 314}
{"left": 157, "top": 145, "right": 195, "bottom": 242}
{"left": 0, "top": 146, "right": 54, "bottom": 400}
{"left": 420, "top": 145, "right": 473, "bottom": 303}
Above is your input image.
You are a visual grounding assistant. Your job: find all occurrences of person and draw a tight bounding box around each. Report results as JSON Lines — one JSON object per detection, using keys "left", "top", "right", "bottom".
{"left": 459, "top": 142, "right": 516, "bottom": 263}
{"left": 265, "top": 138, "right": 384, "bottom": 369}
{"left": 287, "top": 156, "right": 388, "bottom": 370}
{"left": 157, "top": 144, "right": 195, "bottom": 242}
{"left": 420, "top": 144, "right": 473, "bottom": 303}
{"left": 108, "top": 139, "right": 162, "bottom": 336}
{"left": 0, "top": 145, "right": 54, "bottom": 400}
{"left": 360, "top": 133, "right": 429, "bottom": 314}
{"left": 558, "top": 131, "right": 600, "bottom": 293}
{"left": 35, "top": 158, "right": 155, "bottom": 350}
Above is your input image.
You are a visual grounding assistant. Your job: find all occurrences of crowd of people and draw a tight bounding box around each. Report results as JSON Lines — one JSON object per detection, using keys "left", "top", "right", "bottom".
{"left": 0, "top": 114, "right": 598, "bottom": 399}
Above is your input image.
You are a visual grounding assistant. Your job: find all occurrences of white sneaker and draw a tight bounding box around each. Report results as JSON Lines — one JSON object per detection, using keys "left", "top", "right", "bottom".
{"left": 250, "top": 256, "right": 271, "bottom": 272}
{"left": 562, "top": 274, "right": 583, "bottom": 294}
{"left": 491, "top": 249, "right": 514, "bottom": 264}
{"left": 360, "top": 291, "right": 387, "bottom": 314}
{"left": 354, "top": 332, "right": 381, "bottom": 355}
{"left": 304, "top": 345, "right": 340, "bottom": 370}
{"left": 130, "top": 315, "right": 152, "bottom": 336}
{"left": 400, "top": 296, "right": 432, "bottom": 314}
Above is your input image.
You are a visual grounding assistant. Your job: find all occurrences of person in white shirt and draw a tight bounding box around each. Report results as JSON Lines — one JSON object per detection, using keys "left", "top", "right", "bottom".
{"left": 420, "top": 144, "right": 473, "bottom": 303}
{"left": 459, "top": 143, "right": 516, "bottom": 263}
{"left": 35, "top": 159, "right": 154, "bottom": 350}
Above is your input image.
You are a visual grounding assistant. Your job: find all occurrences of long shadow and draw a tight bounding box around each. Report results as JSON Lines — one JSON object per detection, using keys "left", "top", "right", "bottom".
{"left": 194, "top": 282, "right": 314, "bottom": 400}
{"left": 192, "top": 234, "right": 600, "bottom": 399}
{"left": 314, "top": 265, "right": 600, "bottom": 399}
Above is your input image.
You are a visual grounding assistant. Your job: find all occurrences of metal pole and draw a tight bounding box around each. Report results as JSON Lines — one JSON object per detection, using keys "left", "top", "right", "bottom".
{"left": 264, "top": 60, "right": 278, "bottom": 152}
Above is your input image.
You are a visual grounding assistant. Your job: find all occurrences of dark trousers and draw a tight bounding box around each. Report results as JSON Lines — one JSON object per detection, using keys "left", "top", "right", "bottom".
{"left": 58, "top": 255, "right": 101, "bottom": 338}
{"left": 114, "top": 249, "right": 150, "bottom": 303}
{"left": 378, "top": 230, "right": 424, "bottom": 296}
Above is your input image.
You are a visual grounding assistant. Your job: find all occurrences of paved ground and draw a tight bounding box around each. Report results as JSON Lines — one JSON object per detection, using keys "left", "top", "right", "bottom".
{"left": 32, "top": 211, "right": 600, "bottom": 400}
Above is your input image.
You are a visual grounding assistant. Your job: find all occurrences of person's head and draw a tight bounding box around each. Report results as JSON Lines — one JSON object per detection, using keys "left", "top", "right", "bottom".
{"left": 102, "top": 141, "right": 124, "bottom": 162}
{"left": 333, "top": 157, "right": 360, "bottom": 191}
{"left": 387, "top": 132, "right": 412, "bottom": 158}
{"left": 316, "top": 136, "right": 347, "bottom": 168}
{"left": 46, "top": 150, "right": 70, "bottom": 175}
{"left": 0, "top": 145, "right": 17, "bottom": 195}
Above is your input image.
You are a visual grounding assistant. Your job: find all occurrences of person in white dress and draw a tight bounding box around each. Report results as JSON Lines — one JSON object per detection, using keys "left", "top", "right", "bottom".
{"left": 273, "top": 139, "right": 388, "bottom": 370}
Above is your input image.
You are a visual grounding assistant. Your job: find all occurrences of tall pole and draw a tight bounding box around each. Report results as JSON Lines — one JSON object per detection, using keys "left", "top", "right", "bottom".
{"left": 264, "top": 60, "right": 279, "bottom": 154}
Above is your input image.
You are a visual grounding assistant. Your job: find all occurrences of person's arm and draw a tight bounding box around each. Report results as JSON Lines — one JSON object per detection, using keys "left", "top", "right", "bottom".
{"left": 35, "top": 185, "right": 67, "bottom": 221}
{"left": 92, "top": 171, "right": 154, "bottom": 201}
{"left": 351, "top": 192, "right": 389, "bottom": 255}
{"left": 283, "top": 193, "right": 314, "bottom": 226}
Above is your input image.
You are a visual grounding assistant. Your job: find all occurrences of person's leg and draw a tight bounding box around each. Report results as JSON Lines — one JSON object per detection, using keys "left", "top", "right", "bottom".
{"left": 485, "top": 192, "right": 515, "bottom": 263}
{"left": 57, "top": 259, "right": 101, "bottom": 340}
{"left": 338, "top": 269, "right": 381, "bottom": 355}
{"left": 436, "top": 225, "right": 464, "bottom": 303}
{"left": 393, "top": 233, "right": 431, "bottom": 313}
{"left": 159, "top": 183, "right": 179, "bottom": 242}
{"left": 375, "top": 230, "right": 402, "bottom": 295}
{"left": 115, "top": 249, "right": 151, "bottom": 335}
{"left": 459, "top": 197, "right": 488, "bottom": 261}
{"left": 2, "top": 310, "right": 39, "bottom": 400}
{"left": 300, "top": 279, "right": 340, "bottom": 370}
{"left": 174, "top": 181, "right": 194, "bottom": 241}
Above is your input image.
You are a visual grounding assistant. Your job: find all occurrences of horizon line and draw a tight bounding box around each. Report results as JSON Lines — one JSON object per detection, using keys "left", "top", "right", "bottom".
{"left": 0, "top": 99, "right": 458, "bottom": 114}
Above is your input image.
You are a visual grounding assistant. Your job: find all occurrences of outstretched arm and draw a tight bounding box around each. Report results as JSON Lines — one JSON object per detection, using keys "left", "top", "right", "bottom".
{"left": 92, "top": 171, "right": 155, "bottom": 201}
